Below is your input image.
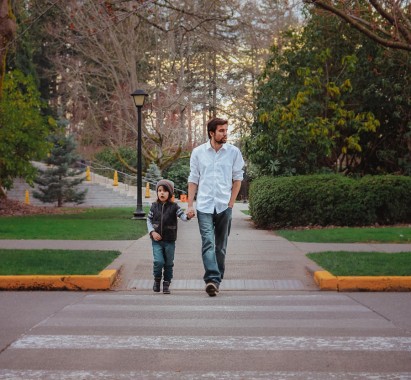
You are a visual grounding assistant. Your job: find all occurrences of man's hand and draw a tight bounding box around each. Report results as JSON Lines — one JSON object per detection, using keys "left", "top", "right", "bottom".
{"left": 186, "top": 206, "right": 196, "bottom": 219}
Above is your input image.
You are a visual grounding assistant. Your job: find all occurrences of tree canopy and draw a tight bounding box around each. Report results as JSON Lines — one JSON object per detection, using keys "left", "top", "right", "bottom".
{"left": 12, "top": 0, "right": 299, "bottom": 171}
{"left": 304, "top": 0, "right": 411, "bottom": 51}
{"left": 0, "top": 70, "right": 55, "bottom": 197}
{"left": 245, "top": 9, "right": 411, "bottom": 176}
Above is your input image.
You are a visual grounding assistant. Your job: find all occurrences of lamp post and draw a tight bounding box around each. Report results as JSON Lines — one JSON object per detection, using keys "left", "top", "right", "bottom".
{"left": 131, "top": 89, "right": 148, "bottom": 219}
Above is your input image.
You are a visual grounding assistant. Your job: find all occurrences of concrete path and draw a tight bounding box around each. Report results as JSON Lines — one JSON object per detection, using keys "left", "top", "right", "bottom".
{"left": 120, "top": 202, "right": 320, "bottom": 291}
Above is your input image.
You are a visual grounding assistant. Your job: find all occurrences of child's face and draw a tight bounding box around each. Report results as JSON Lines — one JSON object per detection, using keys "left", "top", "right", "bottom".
{"left": 157, "top": 185, "right": 170, "bottom": 202}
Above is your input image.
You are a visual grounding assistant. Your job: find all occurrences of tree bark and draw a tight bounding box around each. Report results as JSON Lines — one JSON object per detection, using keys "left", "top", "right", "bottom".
{"left": 0, "top": 0, "right": 16, "bottom": 97}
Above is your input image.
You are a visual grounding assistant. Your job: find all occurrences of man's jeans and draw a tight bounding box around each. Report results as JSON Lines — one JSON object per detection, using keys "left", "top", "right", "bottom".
{"left": 152, "top": 240, "right": 175, "bottom": 282}
{"left": 197, "top": 207, "right": 232, "bottom": 284}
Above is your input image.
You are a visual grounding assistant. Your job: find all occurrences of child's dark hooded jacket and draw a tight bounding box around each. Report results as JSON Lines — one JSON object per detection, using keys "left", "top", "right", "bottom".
{"left": 148, "top": 201, "right": 186, "bottom": 242}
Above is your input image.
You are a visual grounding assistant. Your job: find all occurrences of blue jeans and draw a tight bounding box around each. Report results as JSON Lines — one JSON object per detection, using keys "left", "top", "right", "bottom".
{"left": 152, "top": 240, "right": 175, "bottom": 282}
{"left": 197, "top": 207, "right": 232, "bottom": 284}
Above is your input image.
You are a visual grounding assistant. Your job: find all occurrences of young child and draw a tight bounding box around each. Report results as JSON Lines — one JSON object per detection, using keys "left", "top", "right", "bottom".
{"left": 146, "top": 179, "right": 190, "bottom": 294}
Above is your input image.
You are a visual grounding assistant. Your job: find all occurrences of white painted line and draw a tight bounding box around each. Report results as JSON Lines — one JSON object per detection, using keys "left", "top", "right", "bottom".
{"left": 129, "top": 279, "right": 305, "bottom": 290}
{"left": 85, "top": 294, "right": 352, "bottom": 302}
{"left": 85, "top": 294, "right": 349, "bottom": 302}
{"left": 66, "top": 304, "right": 369, "bottom": 312}
{"left": 11, "top": 335, "right": 411, "bottom": 352}
{"left": 0, "top": 370, "right": 410, "bottom": 380}
{"left": 40, "top": 317, "right": 393, "bottom": 329}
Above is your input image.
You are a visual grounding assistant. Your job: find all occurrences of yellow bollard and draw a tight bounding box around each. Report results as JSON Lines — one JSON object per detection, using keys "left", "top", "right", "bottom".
{"left": 24, "top": 190, "right": 30, "bottom": 205}
{"left": 113, "top": 170, "right": 118, "bottom": 186}
{"left": 145, "top": 182, "right": 150, "bottom": 198}
{"left": 86, "top": 166, "right": 91, "bottom": 181}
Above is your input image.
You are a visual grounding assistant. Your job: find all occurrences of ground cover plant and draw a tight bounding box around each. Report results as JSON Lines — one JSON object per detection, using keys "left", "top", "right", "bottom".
{"left": 0, "top": 207, "right": 148, "bottom": 240}
{"left": 307, "top": 251, "right": 411, "bottom": 276}
{"left": 0, "top": 249, "right": 120, "bottom": 275}
{"left": 275, "top": 226, "right": 411, "bottom": 243}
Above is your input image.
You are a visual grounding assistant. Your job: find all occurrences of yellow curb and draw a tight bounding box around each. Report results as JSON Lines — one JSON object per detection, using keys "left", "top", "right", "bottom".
{"left": 0, "top": 269, "right": 117, "bottom": 291}
{"left": 314, "top": 271, "right": 338, "bottom": 290}
{"left": 314, "top": 271, "right": 411, "bottom": 292}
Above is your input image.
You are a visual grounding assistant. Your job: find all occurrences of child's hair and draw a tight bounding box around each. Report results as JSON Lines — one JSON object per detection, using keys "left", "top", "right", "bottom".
{"left": 156, "top": 179, "right": 174, "bottom": 200}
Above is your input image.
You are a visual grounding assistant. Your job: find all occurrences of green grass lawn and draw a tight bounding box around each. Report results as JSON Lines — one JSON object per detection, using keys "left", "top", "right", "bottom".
{"left": 275, "top": 225, "right": 411, "bottom": 276}
{"left": 0, "top": 249, "right": 120, "bottom": 275}
{"left": 307, "top": 251, "right": 411, "bottom": 276}
{"left": 0, "top": 207, "right": 148, "bottom": 240}
{"left": 275, "top": 226, "right": 411, "bottom": 243}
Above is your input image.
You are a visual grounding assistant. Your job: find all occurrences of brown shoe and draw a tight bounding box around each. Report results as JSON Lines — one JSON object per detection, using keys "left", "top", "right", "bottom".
{"left": 205, "top": 282, "right": 219, "bottom": 297}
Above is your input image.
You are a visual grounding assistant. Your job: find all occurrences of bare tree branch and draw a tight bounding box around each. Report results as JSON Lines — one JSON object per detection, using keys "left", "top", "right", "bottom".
{"left": 305, "top": 0, "right": 411, "bottom": 51}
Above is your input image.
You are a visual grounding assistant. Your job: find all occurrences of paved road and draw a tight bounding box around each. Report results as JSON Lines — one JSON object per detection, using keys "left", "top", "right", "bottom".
{"left": 1, "top": 204, "right": 411, "bottom": 378}
{"left": 0, "top": 290, "right": 410, "bottom": 379}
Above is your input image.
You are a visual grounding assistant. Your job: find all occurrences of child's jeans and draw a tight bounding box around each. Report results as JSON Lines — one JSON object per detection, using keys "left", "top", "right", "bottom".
{"left": 152, "top": 240, "right": 175, "bottom": 282}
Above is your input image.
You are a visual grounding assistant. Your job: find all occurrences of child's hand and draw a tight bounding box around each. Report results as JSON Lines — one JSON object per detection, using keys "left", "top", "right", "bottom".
{"left": 186, "top": 208, "right": 195, "bottom": 219}
{"left": 151, "top": 231, "right": 162, "bottom": 241}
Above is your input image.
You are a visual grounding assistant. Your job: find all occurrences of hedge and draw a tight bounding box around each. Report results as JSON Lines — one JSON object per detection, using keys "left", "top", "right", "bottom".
{"left": 249, "top": 175, "right": 411, "bottom": 228}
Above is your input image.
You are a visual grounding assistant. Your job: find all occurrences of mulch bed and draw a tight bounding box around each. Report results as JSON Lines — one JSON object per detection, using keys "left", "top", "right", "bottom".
{"left": 0, "top": 198, "right": 83, "bottom": 217}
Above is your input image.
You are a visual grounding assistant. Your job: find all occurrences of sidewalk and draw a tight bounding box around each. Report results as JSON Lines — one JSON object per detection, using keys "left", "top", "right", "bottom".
{"left": 112, "top": 202, "right": 319, "bottom": 292}
{"left": 1, "top": 202, "right": 411, "bottom": 291}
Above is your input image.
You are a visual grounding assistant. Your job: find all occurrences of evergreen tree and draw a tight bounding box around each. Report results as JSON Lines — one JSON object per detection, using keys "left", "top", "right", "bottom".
{"left": 33, "top": 133, "right": 87, "bottom": 207}
{"left": 144, "top": 163, "right": 162, "bottom": 185}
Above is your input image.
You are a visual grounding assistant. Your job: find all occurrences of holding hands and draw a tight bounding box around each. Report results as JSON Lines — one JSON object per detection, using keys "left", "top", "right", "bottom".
{"left": 186, "top": 206, "right": 196, "bottom": 219}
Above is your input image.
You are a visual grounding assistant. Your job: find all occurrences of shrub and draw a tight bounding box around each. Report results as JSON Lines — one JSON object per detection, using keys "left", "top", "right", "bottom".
{"left": 163, "top": 157, "right": 190, "bottom": 197}
{"left": 94, "top": 147, "right": 137, "bottom": 174}
{"left": 249, "top": 175, "right": 411, "bottom": 228}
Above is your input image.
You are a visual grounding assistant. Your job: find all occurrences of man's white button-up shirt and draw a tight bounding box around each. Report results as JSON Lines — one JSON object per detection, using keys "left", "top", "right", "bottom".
{"left": 188, "top": 140, "right": 244, "bottom": 214}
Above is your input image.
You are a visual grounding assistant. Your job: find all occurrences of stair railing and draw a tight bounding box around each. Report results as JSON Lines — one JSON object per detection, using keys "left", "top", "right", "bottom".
{"left": 76, "top": 161, "right": 187, "bottom": 197}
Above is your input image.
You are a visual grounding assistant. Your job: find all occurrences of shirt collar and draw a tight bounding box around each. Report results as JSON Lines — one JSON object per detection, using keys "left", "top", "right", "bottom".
{"left": 206, "top": 140, "right": 228, "bottom": 151}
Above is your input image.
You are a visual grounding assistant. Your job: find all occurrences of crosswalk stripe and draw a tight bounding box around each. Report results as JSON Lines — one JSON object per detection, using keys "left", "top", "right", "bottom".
{"left": 1, "top": 370, "right": 411, "bottom": 380}
{"left": 11, "top": 335, "right": 411, "bottom": 351}
{"left": 129, "top": 279, "right": 305, "bottom": 290}
{"left": 64, "top": 304, "right": 370, "bottom": 312}
{"left": 84, "top": 294, "right": 351, "bottom": 302}
{"left": 40, "top": 317, "right": 391, "bottom": 329}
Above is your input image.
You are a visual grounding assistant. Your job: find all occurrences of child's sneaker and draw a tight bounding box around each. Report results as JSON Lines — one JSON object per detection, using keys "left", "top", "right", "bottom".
{"left": 163, "top": 281, "right": 171, "bottom": 294}
{"left": 153, "top": 278, "right": 161, "bottom": 292}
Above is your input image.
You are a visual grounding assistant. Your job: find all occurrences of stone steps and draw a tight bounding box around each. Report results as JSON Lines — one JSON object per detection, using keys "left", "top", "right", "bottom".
{"left": 7, "top": 174, "right": 156, "bottom": 208}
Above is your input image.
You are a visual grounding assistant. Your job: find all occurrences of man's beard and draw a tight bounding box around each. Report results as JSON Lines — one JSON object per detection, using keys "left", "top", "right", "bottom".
{"left": 215, "top": 137, "right": 227, "bottom": 144}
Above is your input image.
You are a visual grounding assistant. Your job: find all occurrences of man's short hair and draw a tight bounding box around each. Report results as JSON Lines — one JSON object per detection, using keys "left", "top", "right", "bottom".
{"left": 207, "top": 117, "right": 228, "bottom": 139}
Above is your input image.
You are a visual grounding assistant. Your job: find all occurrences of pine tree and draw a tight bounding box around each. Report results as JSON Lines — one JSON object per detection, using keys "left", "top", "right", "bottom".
{"left": 144, "top": 162, "right": 162, "bottom": 185}
{"left": 33, "top": 133, "right": 87, "bottom": 207}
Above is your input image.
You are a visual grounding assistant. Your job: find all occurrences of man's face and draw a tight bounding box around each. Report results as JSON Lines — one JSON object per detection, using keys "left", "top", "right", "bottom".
{"left": 212, "top": 124, "right": 228, "bottom": 144}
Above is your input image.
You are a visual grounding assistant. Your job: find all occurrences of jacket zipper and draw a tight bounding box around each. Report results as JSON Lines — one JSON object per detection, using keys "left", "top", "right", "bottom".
{"left": 160, "top": 203, "right": 165, "bottom": 237}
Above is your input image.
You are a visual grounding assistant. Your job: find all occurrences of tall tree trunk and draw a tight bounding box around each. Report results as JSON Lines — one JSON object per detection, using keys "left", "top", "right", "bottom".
{"left": 0, "top": 0, "right": 16, "bottom": 98}
{"left": 0, "top": 0, "right": 16, "bottom": 198}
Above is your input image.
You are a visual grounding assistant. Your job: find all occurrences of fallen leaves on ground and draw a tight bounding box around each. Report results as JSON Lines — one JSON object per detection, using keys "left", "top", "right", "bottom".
{"left": 0, "top": 198, "right": 84, "bottom": 217}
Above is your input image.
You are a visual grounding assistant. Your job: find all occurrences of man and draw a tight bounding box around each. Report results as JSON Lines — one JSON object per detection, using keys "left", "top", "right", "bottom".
{"left": 187, "top": 117, "right": 244, "bottom": 297}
